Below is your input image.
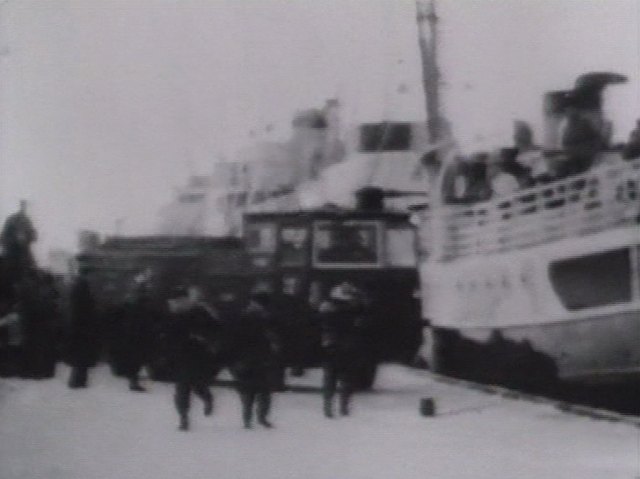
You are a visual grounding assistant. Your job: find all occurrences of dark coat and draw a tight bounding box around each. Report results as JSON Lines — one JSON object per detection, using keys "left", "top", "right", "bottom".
{"left": 229, "top": 301, "right": 280, "bottom": 391}
{"left": 16, "top": 274, "right": 59, "bottom": 378}
{"left": 66, "top": 277, "right": 100, "bottom": 368}
{"left": 317, "top": 299, "right": 371, "bottom": 372}
{"left": 108, "top": 295, "right": 157, "bottom": 376}
{"left": 164, "top": 304, "right": 224, "bottom": 383}
{"left": 0, "top": 212, "right": 37, "bottom": 280}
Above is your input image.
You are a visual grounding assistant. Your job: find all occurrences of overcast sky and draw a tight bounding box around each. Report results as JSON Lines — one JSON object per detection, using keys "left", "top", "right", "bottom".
{"left": 0, "top": 0, "right": 638, "bottom": 261}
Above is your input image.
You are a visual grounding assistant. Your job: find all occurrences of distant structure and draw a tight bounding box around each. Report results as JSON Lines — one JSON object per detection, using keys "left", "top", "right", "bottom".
{"left": 157, "top": 100, "right": 345, "bottom": 236}
{"left": 156, "top": 91, "right": 438, "bottom": 237}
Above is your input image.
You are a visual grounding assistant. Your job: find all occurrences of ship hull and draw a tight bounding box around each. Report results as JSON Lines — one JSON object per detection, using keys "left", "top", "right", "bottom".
{"left": 429, "top": 308, "right": 640, "bottom": 386}
{"left": 420, "top": 223, "right": 640, "bottom": 386}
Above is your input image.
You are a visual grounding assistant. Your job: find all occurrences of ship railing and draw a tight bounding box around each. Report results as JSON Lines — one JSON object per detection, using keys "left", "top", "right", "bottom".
{"left": 420, "top": 157, "right": 640, "bottom": 261}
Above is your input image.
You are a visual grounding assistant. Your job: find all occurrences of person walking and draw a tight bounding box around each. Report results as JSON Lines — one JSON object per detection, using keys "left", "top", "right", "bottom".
{"left": 116, "top": 279, "right": 156, "bottom": 392}
{"left": 229, "top": 287, "right": 281, "bottom": 429}
{"left": 66, "top": 269, "right": 100, "bottom": 388}
{"left": 318, "top": 282, "right": 371, "bottom": 418}
{"left": 164, "top": 285, "right": 223, "bottom": 431}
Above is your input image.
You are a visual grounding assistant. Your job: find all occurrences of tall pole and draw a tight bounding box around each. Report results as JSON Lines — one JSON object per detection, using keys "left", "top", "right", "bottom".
{"left": 0, "top": 1, "right": 9, "bottom": 219}
{"left": 416, "top": 0, "right": 441, "bottom": 144}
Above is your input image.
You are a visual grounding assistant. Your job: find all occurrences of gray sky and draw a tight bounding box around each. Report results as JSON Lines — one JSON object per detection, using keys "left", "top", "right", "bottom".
{"left": 0, "top": 0, "right": 638, "bottom": 261}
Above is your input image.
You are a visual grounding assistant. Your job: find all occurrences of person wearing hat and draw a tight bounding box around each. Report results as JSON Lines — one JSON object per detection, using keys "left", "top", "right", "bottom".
{"left": 164, "top": 285, "right": 224, "bottom": 431}
{"left": 229, "top": 285, "right": 281, "bottom": 429}
{"left": 317, "top": 281, "right": 371, "bottom": 418}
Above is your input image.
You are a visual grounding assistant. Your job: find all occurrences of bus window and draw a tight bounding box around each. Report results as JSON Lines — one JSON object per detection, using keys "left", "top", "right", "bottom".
{"left": 313, "top": 221, "right": 380, "bottom": 267}
{"left": 246, "top": 223, "right": 276, "bottom": 253}
{"left": 386, "top": 228, "right": 417, "bottom": 267}
{"left": 280, "top": 226, "right": 308, "bottom": 266}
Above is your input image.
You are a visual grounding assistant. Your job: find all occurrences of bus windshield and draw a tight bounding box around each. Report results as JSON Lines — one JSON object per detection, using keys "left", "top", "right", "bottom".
{"left": 313, "top": 221, "right": 380, "bottom": 267}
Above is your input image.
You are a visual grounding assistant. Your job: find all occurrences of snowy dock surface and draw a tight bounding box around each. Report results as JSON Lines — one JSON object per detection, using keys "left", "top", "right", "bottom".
{"left": 1, "top": 364, "right": 638, "bottom": 479}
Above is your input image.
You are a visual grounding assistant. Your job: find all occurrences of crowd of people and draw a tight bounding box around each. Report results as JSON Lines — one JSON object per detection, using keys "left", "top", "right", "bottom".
{"left": 441, "top": 117, "right": 640, "bottom": 206}
{"left": 0, "top": 211, "right": 378, "bottom": 431}
{"left": 440, "top": 72, "right": 640, "bottom": 206}
{"left": 100, "top": 279, "right": 377, "bottom": 431}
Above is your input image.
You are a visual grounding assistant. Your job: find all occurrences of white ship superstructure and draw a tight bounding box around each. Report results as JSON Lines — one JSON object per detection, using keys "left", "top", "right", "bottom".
{"left": 418, "top": 157, "right": 640, "bottom": 383}
{"left": 157, "top": 101, "right": 435, "bottom": 235}
{"left": 416, "top": 65, "right": 640, "bottom": 385}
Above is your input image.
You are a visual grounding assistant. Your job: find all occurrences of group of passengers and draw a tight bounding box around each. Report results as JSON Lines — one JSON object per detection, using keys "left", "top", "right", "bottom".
{"left": 441, "top": 116, "right": 640, "bottom": 205}
{"left": 0, "top": 198, "right": 378, "bottom": 432}
{"left": 440, "top": 70, "right": 640, "bottom": 206}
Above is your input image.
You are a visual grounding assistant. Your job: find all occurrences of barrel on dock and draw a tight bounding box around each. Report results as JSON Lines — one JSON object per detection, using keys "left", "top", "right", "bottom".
{"left": 420, "top": 397, "right": 436, "bottom": 417}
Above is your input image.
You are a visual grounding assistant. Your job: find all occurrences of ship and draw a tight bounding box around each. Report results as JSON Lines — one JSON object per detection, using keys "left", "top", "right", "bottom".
{"left": 415, "top": 73, "right": 640, "bottom": 387}
{"left": 152, "top": 0, "right": 640, "bottom": 391}
{"left": 155, "top": 103, "right": 433, "bottom": 238}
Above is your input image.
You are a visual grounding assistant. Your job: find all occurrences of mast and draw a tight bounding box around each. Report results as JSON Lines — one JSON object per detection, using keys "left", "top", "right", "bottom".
{"left": 416, "top": 0, "right": 442, "bottom": 144}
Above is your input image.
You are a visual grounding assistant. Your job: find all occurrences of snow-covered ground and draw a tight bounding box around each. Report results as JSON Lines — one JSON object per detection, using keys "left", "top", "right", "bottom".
{"left": 1, "top": 364, "right": 638, "bottom": 479}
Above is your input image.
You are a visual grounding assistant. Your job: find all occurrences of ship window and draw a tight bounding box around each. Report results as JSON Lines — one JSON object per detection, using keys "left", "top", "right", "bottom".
{"left": 549, "top": 248, "right": 631, "bottom": 310}
{"left": 359, "top": 122, "right": 412, "bottom": 152}
{"left": 386, "top": 227, "right": 416, "bottom": 267}
{"left": 245, "top": 223, "right": 276, "bottom": 253}
{"left": 313, "top": 221, "right": 380, "bottom": 268}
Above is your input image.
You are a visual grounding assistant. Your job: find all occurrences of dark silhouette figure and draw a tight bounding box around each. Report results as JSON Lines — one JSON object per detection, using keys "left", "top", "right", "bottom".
{"left": 561, "top": 108, "right": 603, "bottom": 176}
{"left": 15, "top": 271, "right": 59, "bottom": 379}
{"left": 463, "top": 154, "right": 493, "bottom": 202}
{"left": 561, "top": 72, "right": 627, "bottom": 175}
{"left": 1, "top": 201, "right": 37, "bottom": 282}
{"left": 109, "top": 281, "right": 157, "bottom": 391}
{"left": 163, "top": 286, "right": 223, "bottom": 431}
{"left": 66, "top": 270, "right": 100, "bottom": 388}
{"left": 229, "top": 289, "right": 281, "bottom": 429}
{"left": 318, "top": 282, "right": 371, "bottom": 418}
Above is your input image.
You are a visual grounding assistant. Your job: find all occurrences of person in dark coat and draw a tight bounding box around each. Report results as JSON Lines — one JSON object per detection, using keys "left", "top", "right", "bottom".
{"left": 164, "top": 285, "right": 223, "bottom": 431}
{"left": 317, "top": 282, "right": 371, "bottom": 418}
{"left": 229, "top": 288, "right": 281, "bottom": 429}
{"left": 0, "top": 200, "right": 37, "bottom": 282}
{"left": 109, "top": 280, "right": 160, "bottom": 392}
{"left": 561, "top": 107, "right": 603, "bottom": 176}
{"left": 463, "top": 154, "right": 493, "bottom": 203}
{"left": 67, "top": 269, "right": 100, "bottom": 388}
{"left": 15, "top": 270, "right": 59, "bottom": 379}
{"left": 122, "top": 282, "right": 158, "bottom": 392}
